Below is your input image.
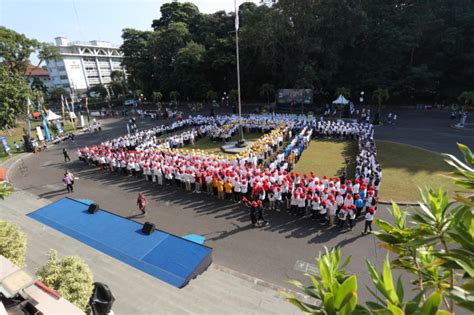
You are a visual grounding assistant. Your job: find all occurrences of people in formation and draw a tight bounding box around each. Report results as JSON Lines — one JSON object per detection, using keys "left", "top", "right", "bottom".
{"left": 78, "top": 114, "right": 381, "bottom": 230}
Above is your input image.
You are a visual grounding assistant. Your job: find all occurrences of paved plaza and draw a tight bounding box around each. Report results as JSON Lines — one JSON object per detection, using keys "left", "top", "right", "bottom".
{"left": 4, "top": 110, "right": 474, "bottom": 312}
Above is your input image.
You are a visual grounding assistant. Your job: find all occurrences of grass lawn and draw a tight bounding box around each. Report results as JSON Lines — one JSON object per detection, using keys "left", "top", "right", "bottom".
{"left": 293, "top": 139, "right": 358, "bottom": 178}
{"left": 376, "top": 140, "right": 461, "bottom": 203}
{"left": 189, "top": 132, "right": 265, "bottom": 156}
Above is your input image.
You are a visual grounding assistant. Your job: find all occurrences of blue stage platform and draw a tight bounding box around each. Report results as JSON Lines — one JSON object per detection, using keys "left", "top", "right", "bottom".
{"left": 28, "top": 198, "right": 212, "bottom": 288}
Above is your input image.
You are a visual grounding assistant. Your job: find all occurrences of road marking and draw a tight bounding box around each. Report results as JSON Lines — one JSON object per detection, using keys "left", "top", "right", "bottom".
{"left": 294, "top": 260, "right": 319, "bottom": 276}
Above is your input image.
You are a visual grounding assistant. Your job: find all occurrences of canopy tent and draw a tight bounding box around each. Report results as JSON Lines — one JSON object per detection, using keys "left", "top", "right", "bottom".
{"left": 46, "top": 110, "right": 62, "bottom": 121}
{"left": 332, "top": 95, "right": 349, "bottom": 105}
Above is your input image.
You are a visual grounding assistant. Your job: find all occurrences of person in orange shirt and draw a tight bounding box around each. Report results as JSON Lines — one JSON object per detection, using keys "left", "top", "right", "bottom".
{"left": 288, "top": 151, "right": 295, "bottom": 170}
{"left": 216, "top": 179, "right": 224, "bottom": 200}
{"left": 224, "top": 180, "right": 233, "bottom": 200}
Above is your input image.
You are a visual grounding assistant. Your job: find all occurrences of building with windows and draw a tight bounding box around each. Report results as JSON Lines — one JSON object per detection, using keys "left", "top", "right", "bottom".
{"left": 46, "top": 37, "right": 124, "bottom": 93}
{"left": 25, "top": 65, "right": 54, "bottom": 90}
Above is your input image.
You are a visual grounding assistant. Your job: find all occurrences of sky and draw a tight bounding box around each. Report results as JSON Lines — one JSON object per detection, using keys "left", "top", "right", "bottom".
{"left": 0, "top": 0, "right": 260, "bottom": 64}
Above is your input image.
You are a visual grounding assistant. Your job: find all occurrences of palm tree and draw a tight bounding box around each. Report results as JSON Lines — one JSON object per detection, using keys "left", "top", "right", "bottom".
{"left": 259, "top": 83, "right": 275, "bottom": 107}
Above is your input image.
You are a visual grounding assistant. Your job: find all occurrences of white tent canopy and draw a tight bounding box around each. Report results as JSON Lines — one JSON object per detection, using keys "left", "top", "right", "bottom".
{"left": 46, "top": 110, "right": 62, "bottom": 121}
{"left": 332, "top": 94, "right": 349, "bottom": 105}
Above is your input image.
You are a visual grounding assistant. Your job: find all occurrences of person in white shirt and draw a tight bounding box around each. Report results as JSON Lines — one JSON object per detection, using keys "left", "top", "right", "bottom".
{"left": 362, "top": 207, "right": 375, "bottom": 234}
{"left": 274, "top": 187, "right": 282, "bottom": 211}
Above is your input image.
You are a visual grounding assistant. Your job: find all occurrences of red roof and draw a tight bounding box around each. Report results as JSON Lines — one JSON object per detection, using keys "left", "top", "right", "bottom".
{"left": 26, "top": 65, "right": 49, "bottom": 77}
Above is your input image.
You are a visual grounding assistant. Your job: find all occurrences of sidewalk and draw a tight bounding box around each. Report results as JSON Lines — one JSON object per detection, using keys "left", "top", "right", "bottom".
{"left": 0, "top": 189, "right": 297, "bottom": 314}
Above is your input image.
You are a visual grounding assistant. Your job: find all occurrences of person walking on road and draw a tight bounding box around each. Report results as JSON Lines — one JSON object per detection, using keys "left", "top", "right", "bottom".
{"left": 63, "top": 148, "right": 71, "bottom": 163}
{"left": 63, "top": 172, "right": 73, "bottom": 193}
{"left": 137, "top": 192, "right": 148, "bottom": 215}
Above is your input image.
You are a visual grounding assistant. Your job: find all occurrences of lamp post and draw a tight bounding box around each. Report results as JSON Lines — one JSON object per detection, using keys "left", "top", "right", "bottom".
{"left": 359, "top": 91, "right": 364, "bottom": 107}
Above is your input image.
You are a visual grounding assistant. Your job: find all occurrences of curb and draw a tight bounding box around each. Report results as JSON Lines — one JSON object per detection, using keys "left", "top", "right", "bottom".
{"left": 212, "top": 264, "right": 315, "bottom": 304}
{"left": 0, "top": 153, "right": 29, "bottom": 182}
{"left": 378, "top": 200, "right": 418, "bottom": 206}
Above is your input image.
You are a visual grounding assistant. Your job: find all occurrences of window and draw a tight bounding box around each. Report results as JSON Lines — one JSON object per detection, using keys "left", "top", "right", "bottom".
{"left": 60, "top": 75, "right": 68, "bottom": 80}
{"left": 63, "top": 83, "right": 70, "bottom": 88}
{"left": 58, "top": 66, "right": 65, "bottom": 71}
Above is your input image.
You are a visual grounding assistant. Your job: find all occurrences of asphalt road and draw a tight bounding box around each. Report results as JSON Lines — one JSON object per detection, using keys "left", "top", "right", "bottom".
{"left": 9, "top": 110, "right": 472, "bottom": 304}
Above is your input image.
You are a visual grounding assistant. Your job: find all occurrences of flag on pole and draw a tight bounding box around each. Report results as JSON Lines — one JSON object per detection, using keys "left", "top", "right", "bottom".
{"left": 64, "top": 96, "right": 71, "bottom": 113}
{"left": 70, "top": 91, "right": 75, "bottom": 113}
{"left": 26, "top": 97, "right": 32, "bottom": 140}
{"left": 26, "top": 97, "right": 32, "bottom": 114}
{"left": 235, "top": 0, "right": 239, "bottom": 30}
{"left": 61, "top": 95, "right": 66, "bottom": 118}
{"left": 39, "top": 95, "right": 48, "bottom": 115}
{"left": 85, "top": 96, "right": 89, "bottom": 113}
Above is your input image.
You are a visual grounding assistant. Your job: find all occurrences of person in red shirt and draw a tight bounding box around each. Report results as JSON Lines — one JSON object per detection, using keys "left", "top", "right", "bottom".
{"left": 137, "top": 192, "right": 147, "bottom": 215}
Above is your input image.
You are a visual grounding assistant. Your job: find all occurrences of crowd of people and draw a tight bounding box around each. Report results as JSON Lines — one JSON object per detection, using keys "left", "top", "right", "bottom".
{"left": 78, "top": 114, "right": 381, "bottom": 232}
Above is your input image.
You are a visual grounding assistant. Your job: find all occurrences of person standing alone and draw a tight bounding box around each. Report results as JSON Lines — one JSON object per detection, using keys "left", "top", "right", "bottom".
{"left": 63, "top": 172, "right": 73, "bottom": 193}
{"left": 137, "top": 192, "right": 148, "bottom": 215}
{"left": 63, "top": 148, "right": 71, "bottom": 163}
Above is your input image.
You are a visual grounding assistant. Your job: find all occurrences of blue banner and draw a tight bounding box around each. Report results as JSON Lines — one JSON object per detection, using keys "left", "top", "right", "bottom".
{"left": 0, "top": 136, "right": 11, "bottom": 154}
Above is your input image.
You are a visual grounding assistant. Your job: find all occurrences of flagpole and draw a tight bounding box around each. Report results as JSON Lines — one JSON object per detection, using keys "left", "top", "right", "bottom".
{"left": 26, "top": 97, "right": 32, "bottom": 141}
{"left": 235, "top": 0, "right": 245, "bottom": 146}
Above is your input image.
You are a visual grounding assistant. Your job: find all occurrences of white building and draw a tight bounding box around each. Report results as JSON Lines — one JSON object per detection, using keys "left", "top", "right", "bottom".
{"left": 46, "top": 37, "right": 124, "bottom": 93}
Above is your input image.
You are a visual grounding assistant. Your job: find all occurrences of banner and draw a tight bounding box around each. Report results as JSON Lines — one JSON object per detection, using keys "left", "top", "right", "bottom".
{"left": 0, "top": 136, "right": 11, "bottom": 154}
{"left": 55, "top": 119, "right": 64, "bottom": 134}
{"left": 36, "top": 126, "right": 44, "bottom": 141}
{"left": 61, "top": 94, "right": 66, "bottom": 118}
{"left": 235, "top": 0, "right": 239, "bottom": 30}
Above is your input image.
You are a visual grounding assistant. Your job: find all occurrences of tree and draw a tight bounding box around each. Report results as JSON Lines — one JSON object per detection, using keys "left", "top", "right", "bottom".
{"left": 229, "top": 89, "right": 238, "bottom": 106}
{"left": 88, "top": 85, "right": 109, "bottom": 99}
{"left": 30, "top": 77, "right": 47, "bottom": 93}
{"left": 0, "top": 63, "right": 32, "bottom": 129}
{"left": 169, "top": 90, "right": 180, "bottom": 103}
{"left": 335, "top": 87, "right": 351, "bottom": 98}
{"left": 27, "top": 43, "right": 61, "bottom": 81}
{"left": 458, "top": 91, "right": 474, "bottom": 108}
{"left": 372, "top": 88, "right": 390, "bottom": 114}
{"left": 152, "top": 91, "right": 163, "bottom": 103}
{"left": 121, "top": 1, "right": 474, "bottom": 103}
{"left": 36, "top": 249, "right": 94, "bottom": 312}
{"left": 48, "top": 87, "right": 68, "bottom": 102}
{"left": 206, "top": 90, "right": 218, "bottom": 103}
{"left": 110, "top": 70, "right": 127, "bottom": 97}
{"left": 259, "top": 83, "right": 275, "bottom": 107}
{"left": 284, "top": 144, "right": 474, "bottom": 314}
{"left": 0, "top": 220, "right": 27, "bottom": 268}
{"left": 151, "top": 1, "right": 200, "bottom": 30}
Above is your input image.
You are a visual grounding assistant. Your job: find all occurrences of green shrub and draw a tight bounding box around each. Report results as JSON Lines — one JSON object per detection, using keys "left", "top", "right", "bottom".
{"left": 36, "top": 250, "right": 94, "bottom": 311}
{"left": 0, "top": 220, "right": 27, "bottom": 267}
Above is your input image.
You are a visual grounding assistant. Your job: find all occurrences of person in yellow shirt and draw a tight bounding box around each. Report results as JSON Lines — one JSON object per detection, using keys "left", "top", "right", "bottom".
{"left": 224, "top": 180, "right": 233, "bottom": 200}
{"left": 212, "top": 177, "right": 218, "bottom": 196}
{"left": 216, "top": 179, "right": 224, "bottom": 200}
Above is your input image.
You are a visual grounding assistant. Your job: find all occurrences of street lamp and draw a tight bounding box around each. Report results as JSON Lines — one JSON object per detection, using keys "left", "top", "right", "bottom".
{"left": 360, "top": 91, "right": 364, "bottom": 106}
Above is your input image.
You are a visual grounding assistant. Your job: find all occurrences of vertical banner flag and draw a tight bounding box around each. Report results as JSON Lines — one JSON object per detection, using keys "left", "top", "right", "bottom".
{"left": 70, "top": 91, "right": 75, "bottom": 113}
{"left": 0, "top": 136, "right": 11, "bottom": 155}
{"left": 85, "top": 96, "right": 89, "bottom": 113}
{"left": 64, "top": 96, "right": 71, "bottom": 113}
{"left": 235, "top": 0, "right": 239, "bottom": 30}
{"left": 61, "top": 94, "right": 66, "bottom": 118}
{"left": 37, "top": 98, "right": 51, "bottom": 141}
